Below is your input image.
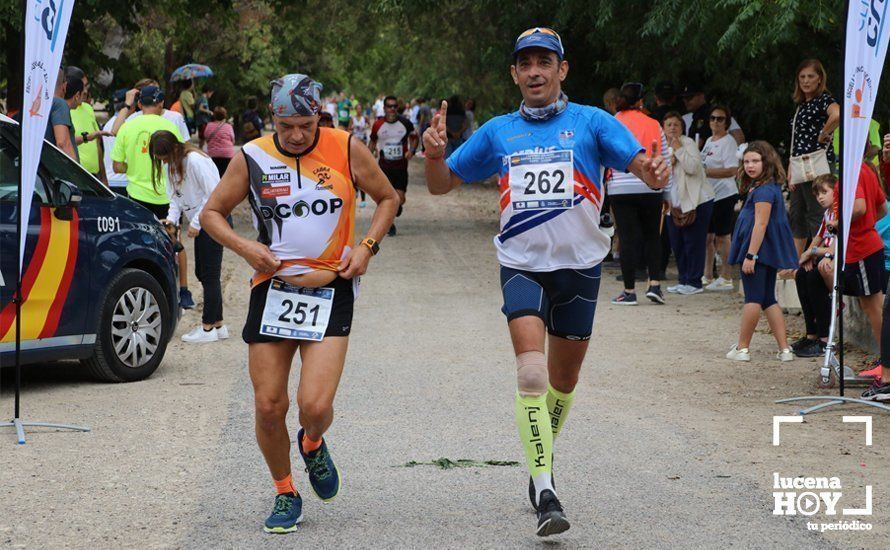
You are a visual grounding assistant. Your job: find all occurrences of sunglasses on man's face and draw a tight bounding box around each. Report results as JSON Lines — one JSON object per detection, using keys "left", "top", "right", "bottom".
{"left": 385, "top": 104, "right": 398, "bottom": 109}
{"left": 710, "top": 116, "right": 726, "bottom": 121}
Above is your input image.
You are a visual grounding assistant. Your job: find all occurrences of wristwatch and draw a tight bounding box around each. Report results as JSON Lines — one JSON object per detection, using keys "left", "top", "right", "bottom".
{"left": 811, "top": 246, "right": 819, "bottom": 256}
{"left": 360, "top": 237, "right": 379, "bottom": 255}
{"left": 745, "top": 253, "right": 758, "bottom": 261}
{"left": 81, "top": 131, "right": 90, "bottom": 143}
{"left": 824, "top": 253, "right": 834, "bottom": 260}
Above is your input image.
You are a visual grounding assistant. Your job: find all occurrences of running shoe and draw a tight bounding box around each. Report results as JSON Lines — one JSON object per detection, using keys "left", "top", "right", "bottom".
{"left": 666, "top": 284, "right": 683, "bottom": 294}
{"left": 861, "top": 380, "right": 890, "bottom": 401}
{"left": 528, "top": 470, "right": 556, "bottom": 511}
{"left": 726, "top": 345, "right": 750, "bottom": 361}
{"left": 859, "top": 361, "right": 882, "bottom": 378}
{"left": 297, "top": 428, "right": 341, "bottom": 501}
{"left": 705, "top": 277, "right": 734, "bottom": 291}
{"left": 611, "top": 291, "right": 638, "bottom": 306}
{"left": 536, "top": 490, "right": 570, "bottom": 537}
{"left": 776, "top": 348, "right": 794, "bottom": 362}
{"left": 701, "top": 277, "right": 712, "bottom": 286}
{"left": 790, "top": 336, "right": 812, "bottom": 352}
{"left": 216, "top": 325, "right": 230, "bottom": 339}
{"left": 646, "top": 285, "right": 665, "bottom": 304}
{"left": 794, "top": 339, "right": 825, "bottom": 358}
{"left": 263, "top": 492, "right": 303, "bottom": 534}
{"left": 179, "top": 288, "right": 196, "bottom": 309}
{"left": 388, "top": 224, "right": 397, "bottom": 237}
{"left": 181, "top": 326, "right": 218, "bottom": 343}
{"left": 677, "top": 285, "right": 704, "bottom": 295}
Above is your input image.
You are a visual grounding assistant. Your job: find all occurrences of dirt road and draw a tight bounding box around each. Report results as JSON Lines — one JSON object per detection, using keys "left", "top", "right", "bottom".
{"left": 1, "top": 162, "right": 886, "bottom": 548}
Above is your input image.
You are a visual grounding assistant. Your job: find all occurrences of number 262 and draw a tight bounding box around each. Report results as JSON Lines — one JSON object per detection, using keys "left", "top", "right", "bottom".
{"left": 523, "top": 170, "right": 565, "bottom": 195}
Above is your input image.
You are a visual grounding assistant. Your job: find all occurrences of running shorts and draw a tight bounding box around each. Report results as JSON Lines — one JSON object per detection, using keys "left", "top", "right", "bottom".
{"left": 381, "top": 166, "right": 409, "bottom": 192}
{"left": 242, "top": 276, "right": 355, "bottom": 343}
{"left": 499, "top": 264, "right": 602, "bottom": 341}
{"left": 843, "top": 250, "right": 885, "bottom": 297}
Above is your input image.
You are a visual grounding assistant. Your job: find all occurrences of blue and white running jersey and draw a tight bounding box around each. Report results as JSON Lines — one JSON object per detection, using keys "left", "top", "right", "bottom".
{"left": 447, "top": 102, "right": 643, "bottom": 272}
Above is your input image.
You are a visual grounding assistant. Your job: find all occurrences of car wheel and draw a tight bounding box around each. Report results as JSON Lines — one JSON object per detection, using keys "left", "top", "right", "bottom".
{"left": 83, "top": 268, "right": 172, "bottom": 382}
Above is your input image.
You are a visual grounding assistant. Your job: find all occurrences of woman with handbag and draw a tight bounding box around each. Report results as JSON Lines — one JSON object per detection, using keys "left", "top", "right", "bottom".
{"left": 788, "top": 59, "right": 840, "bottom": 255}
{"left": 663, "top": 112, "right": 715, "bottom": 295}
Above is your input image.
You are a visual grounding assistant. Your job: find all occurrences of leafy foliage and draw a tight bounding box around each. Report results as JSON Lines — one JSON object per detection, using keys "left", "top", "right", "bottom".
{"left": 1, "top": 0, "right": 887, "bottom": 144}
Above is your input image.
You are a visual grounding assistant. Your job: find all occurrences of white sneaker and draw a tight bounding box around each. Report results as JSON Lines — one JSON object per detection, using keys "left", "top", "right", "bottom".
{"left": 667, "top": 284, "right": 683, "bottom": 294}
{"left": 726, "top": 344, "right": 751, "bottom": 361}
{"left": 777, "top": 348, "right": 794, "bottom": 362}
{"left": 706, "top": 277, "right": 734, "bottom": 291}
{"left": 677, "top": 285, "right": 704, "bottom": 295}
{"left": 181, "top": 326, "right": 219, "bottom": 343}
{"left": 215, "top": 325, "right": 229, "bottom": 339}
{"left": 701, "top": 277, "right": 712, "bottom": 286}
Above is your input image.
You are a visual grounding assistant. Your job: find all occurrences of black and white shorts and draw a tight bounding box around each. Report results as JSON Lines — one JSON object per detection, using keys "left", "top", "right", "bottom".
{"left": 843, "top": 250, "right": 885, "bottom": 297}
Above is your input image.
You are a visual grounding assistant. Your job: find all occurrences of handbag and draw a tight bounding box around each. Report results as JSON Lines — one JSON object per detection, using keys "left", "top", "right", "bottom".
{"left": 670, "top": 207, "right": 696, "bottom": 228}
{"left": 789, "top": 105, "right": 831, "bottom": 185}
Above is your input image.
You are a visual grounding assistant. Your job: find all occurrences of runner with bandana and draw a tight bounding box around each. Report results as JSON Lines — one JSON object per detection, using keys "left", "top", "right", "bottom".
{"left": 202, "top": 74, "right": 399, "bottom": 534}
{"left": 423, "top": 28, "right": 670, "bottom": 537}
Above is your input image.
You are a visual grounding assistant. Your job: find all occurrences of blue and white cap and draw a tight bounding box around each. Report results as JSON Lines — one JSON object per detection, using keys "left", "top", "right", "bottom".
{"left": 269, "top": 74, "right": 323, "bottom": 117}
{"left": 513, "top": 27, "right": 565, "bottom": 59}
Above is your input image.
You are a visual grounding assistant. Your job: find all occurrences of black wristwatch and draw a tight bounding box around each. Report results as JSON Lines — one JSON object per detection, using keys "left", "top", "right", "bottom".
{"left": 824, "top": 252, "right": 834, "bottom": 260}
{"left": 745, "top": 253, "right": 758, "bottom": 261}
{"left": 81, "top": 131, "right": 90, "bottom": 143}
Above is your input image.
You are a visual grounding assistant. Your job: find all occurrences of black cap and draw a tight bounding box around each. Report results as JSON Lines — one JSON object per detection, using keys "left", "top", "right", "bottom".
{"left": 679, "top": 82, "right": 704, "bottom": 97}
{"left": 139, "top": 86, "right": 164, "bottom": 106}
{"left": 654, "top": 81, "right": 675, "bottom": 98}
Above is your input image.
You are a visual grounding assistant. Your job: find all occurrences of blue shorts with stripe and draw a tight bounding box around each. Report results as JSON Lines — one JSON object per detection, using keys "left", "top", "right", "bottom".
{"left": 499, "top": 264, "right": 602, "bottom": 341}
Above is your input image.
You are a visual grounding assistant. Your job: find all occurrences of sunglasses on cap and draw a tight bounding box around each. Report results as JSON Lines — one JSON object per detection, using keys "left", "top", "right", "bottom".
{"left": 515, "top": 27, "right": 565, "bottom": 56}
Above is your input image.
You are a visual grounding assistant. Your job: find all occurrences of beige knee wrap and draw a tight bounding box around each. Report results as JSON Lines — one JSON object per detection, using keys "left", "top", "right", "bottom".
{"left": 516, "top": 351, "right": 548, "bottom": 396}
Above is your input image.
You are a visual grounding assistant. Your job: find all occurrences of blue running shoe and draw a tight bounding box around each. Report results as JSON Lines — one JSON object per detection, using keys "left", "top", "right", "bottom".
{"left": 179, "top": 288, "right": 196, "bottom": 309}
{"left": 297, "top": 428, "right": 341, "bottom": 501}
{"left": 263, "top": 493, "right": 303, "bottom": 534}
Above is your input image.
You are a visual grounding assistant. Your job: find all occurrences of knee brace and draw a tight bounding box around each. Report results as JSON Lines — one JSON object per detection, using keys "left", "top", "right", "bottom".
{"left": 516, "top": 351, "right": 548, "bottom": 396}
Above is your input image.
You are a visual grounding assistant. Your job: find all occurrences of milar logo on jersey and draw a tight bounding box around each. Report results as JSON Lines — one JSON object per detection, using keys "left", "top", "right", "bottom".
{"left": 261, "top": 185, "right": 291, "bottom": 199}
{"left": 262, "top": 173, "right": 291, "bottom": 184}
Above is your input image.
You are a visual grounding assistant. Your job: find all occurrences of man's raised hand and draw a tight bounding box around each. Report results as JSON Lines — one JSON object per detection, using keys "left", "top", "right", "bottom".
{"left": 422, "top": 100, "right": 448, "bottom": 159}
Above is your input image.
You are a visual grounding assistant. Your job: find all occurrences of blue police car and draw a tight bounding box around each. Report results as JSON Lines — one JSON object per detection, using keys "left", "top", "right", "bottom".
{"left": 0, "top": 114, "right": 179, "bottom": 381}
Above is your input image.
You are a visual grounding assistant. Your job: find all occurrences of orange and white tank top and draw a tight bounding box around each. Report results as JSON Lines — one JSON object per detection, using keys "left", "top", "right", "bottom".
{"left": 243, "top": 128, "right": 355, "bottom": 286}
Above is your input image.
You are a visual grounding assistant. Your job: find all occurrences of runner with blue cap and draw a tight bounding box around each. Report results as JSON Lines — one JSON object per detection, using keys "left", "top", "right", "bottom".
{"left": 424, "top": 28, "right": 671, "bottom": 537}
{"left": 201, "top": 73, "right": 400, "bottom": 534}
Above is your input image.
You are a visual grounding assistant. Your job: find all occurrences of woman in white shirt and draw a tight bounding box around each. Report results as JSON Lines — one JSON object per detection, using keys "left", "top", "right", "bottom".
{"left": 663, "top": 112, "right": 715, "bottom": 295}
{"left": 149, "top": 130, "right": 229, "bottom": 343}
{"left": 701, "top": 105, "right": 741, "bottom": 291}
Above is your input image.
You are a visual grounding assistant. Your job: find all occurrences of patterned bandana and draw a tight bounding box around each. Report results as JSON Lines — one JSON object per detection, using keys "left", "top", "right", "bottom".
{"left": 269, "top": 74, "right": 323, "bottom": 117}
{"left": 519, "top": 92, "right": 569, "bottom": 121}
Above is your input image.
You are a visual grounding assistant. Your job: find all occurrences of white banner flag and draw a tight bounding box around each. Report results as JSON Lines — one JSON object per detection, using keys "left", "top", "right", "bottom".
{"left": 841, "top": 0, "right": 890, "bottom": 262}
{"left": 19, "top": 0, "right": 75, "bottom": 272}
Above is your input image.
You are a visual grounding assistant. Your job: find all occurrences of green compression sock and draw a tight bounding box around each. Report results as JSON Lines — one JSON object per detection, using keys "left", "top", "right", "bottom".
{"left": 547, "top": 384, "right": 575, "bottom": 438}
{"left": 515, "top": 392, "right": 554, "bottom": 501}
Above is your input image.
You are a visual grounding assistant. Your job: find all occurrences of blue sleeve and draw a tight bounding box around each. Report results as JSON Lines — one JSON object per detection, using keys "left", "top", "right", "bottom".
{"left": 446, "top": 121, "right": 499, "bottom": 182}
{"left": 751, "top": 184, "right": 777, "bottom": 204}
{"left": 592, "top": 109, "right": 644, "bottom": 172}
{"left": 50, "top": 98, "right": 71, "bottom": 128}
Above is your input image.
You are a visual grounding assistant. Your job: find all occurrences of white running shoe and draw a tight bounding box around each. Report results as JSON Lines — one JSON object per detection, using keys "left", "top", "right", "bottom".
{"left": 214, "top": 325, "right": 229, "bottom": 339}
{"left": 726, "top": 344, "right": 751, "bottom": 361}
{"left": 182, "top": 326, "right": 219, "bottom": 343}
{"left": 777, "top": 348, "right": 794, "bottom": 362}
{"left": 706, "top": 277, "right": 734, "bottom": 291}
{"left": 701, "top": 277, "right": 712, "bottom": 286}
{"left": 667, "top": 284, "right": 683, "bottom": 294}
{"left": 677, "top": 285, "right": 704, "bottom": 295}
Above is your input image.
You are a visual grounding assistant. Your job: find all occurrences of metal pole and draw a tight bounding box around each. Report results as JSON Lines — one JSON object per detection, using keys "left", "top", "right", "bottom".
{"left": 14, "top": 0, "right": 26, "bottom": 422}
{"left": 837, "top": 0, "right": 849, "bottom": 398}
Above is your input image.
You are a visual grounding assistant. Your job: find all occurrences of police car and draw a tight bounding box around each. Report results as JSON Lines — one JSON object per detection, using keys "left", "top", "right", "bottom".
{"left": 0, "top": 113, "right": 179, "bottom": 381}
